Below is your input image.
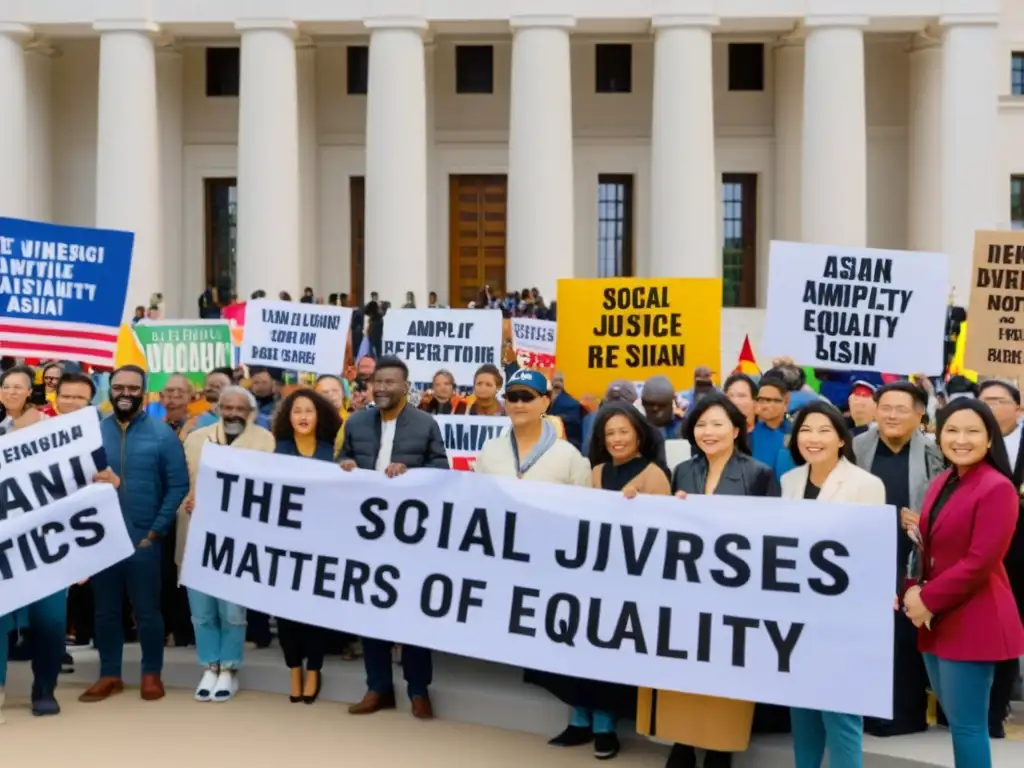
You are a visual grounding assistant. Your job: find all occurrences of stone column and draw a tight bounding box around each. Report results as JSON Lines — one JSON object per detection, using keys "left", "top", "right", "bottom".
{"left": 773, "top": 33, "right": 803, "bottom": 243}
{"left": 907, "top": 31, "right": 943, "bottom": 254}
{"left": 506, "top": 16, "right": 575, "bottom": 298}
{"left": 157, "top": 40, "right": 184, "bottom": 314}
{"left": 0, "top": 24, "right": 31, "bottom": 220}
{"left": 25, "top": 39, "right": 56, "bottom": 223}
{"left": 297, "top": 36, "right": 320, "bottom": 294}
{"left": 650, "top": 15, "right": 719, "bottom": 277}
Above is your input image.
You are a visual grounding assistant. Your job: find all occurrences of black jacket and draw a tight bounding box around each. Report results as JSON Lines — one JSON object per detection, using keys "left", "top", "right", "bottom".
{"left": 339, "top": 403, "right": 449, "bottom": 471}
{"left": 671, "top": 451, "right": 780, "bottom": 498}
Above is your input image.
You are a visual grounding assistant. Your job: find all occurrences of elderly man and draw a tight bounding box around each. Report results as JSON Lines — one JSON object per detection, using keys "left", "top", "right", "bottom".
{"left": 180, "top": 368, "right": 233, "bottom": 438}
{"left": 160, "top": 374, "right": 192, "bottom": 436}
{"left": 641, "top": 376, "right": 684, "bottom": 441}
{"left": 854, "top": 381, "right": 944, "bottom": 737}
{"left": 179, "top": 386, "right": 274, "bottom": 701}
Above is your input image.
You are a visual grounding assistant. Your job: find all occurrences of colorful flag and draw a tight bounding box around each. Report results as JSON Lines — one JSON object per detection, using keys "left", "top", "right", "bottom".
{"left": 947, "top": 320, "right": 978, "bottom": 382}
{"left": 0, "top": 217, "right": 134, "bottom": 366}
{"left": 732, "top": 335, "right": 760, "bottom": 376}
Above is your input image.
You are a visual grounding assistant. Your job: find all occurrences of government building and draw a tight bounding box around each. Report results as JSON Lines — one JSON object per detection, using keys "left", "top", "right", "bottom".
{"left": 0, "top": 0, "right": 1017, "bottom": 364}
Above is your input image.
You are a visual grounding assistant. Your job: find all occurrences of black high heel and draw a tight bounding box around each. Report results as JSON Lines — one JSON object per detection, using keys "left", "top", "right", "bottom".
{"left": 303, "top": 670, "right": 322, "bottom": 704}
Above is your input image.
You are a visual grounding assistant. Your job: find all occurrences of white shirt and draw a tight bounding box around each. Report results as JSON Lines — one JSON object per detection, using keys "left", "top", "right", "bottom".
{"left": 375, "top": 418, "right": 397, "bottom": 471}
{"left": 1003, "top": 422, "right": 1022, "bottom": 470}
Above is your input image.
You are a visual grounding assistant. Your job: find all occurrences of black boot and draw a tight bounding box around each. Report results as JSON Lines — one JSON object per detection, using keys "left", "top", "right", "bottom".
{"left": 31, "top": 680, "right": 61, "bottom": 717}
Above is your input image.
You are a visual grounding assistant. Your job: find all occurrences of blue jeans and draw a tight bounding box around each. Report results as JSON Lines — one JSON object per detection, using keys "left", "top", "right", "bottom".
{"left": 570, "top": 706, "right": 617, "bottom": 733}
{"left": 187, "top": 589, "right": 246, "bottom": 669}
{"left": 0, "top": 590, "right": 67, "bottom": 693}
{"left": 790, "top": 708, "right": 863, "bottom": 768}
{"left": 92, "top": 542, "right": 163, "bottom": 677}
{"left": 923, "top": 653, "right": 995, "bottom": 768}
{"left": 362, "top": 637, "right": 432, "bottom": 698}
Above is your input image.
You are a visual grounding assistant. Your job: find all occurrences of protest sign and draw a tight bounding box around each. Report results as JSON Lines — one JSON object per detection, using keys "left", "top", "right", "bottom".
{"left": 510, "top": 317, "right": 556, "bottom": 373}
{"left": 761, "top": 241, "right": 948, "bottom": 374}
{"left": 435, "top": 414, "right": 510, "bottom": 470}
{"left": 556, "top": 278, "right": 721, "bottom": 398}
{"left": 240, "top": 299, "right": 353, "bottom": 375}
{"left": 0, "top": 483, "right": 133, "bottom": 617}
{"left": 131, "top": 320, "right": 233, "bottom": 390}
{"left": 0, "top": 217, "right": 135, "bottom": 366}
{"left": 382, "top": 308, "right": 504, "bottom": 389}
{"left": 0, "top": 408, "right": 108, "bottom": 523}
{"left": 964, "top": 230, "right": 1024, "bottom": 376}
{"left": 182, "top": 444, "right": 895, "bottom": 717}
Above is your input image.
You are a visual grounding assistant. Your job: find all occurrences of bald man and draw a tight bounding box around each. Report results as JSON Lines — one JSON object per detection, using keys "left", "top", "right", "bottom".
{"left": 640, "top": 376, "right": 685, "bottom": 441}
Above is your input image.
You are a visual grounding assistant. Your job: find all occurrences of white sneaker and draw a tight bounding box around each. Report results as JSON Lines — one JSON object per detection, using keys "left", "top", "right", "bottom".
{"left": 212, "top": 670, "right": 238, "bottom": 702}
{"left": 0, "top": 686, "right": 6, "bottom": 724}
{"left": 194, "top": 668, "right": 219, "bottom": 702}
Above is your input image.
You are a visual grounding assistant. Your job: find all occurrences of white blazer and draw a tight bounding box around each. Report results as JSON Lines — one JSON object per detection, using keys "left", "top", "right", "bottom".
{"left": 781, "top": 457, "right": 886, "bottom": 505}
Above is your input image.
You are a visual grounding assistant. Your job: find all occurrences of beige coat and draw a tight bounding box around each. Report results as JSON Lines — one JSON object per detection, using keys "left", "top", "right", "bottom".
{"left": 780, "top": 456, "right": 886, "bottom": 505}
{"left": 175, "top": 420, "right": 276, "bottom": 568}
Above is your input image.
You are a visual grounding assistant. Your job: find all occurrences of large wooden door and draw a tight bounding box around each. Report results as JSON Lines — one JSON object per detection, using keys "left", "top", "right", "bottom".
{"left": 448, "top": 175, "right": 507, "bottom": 307}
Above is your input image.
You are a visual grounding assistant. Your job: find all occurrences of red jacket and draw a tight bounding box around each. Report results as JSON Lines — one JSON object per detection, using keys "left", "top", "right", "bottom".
{"left": 918, "top": 463, "right": 1024, "bottom": 662}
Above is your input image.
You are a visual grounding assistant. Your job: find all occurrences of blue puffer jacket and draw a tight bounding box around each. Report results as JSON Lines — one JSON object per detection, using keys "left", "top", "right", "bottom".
{"left": 100, "top": 411, "right": 189, "bottom": 542}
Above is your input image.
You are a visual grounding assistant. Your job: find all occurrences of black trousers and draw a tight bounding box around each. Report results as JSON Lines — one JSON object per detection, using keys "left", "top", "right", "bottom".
{"left": 246, "top": 611, "right": 272, "bottom": 647}
{"left": 864, "top": 614, "right": 929, "bottom": 736}
{"left": 66, "top": 582, "right": 94, "bottom": 645}
{"left": 990, "top": 657, "right": 1021, "bottom": 726}
{"left": 278, "top": 618, "right": 328, "bottom": 671}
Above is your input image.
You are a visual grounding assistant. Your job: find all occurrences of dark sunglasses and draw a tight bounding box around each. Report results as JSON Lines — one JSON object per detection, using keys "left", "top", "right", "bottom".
{"left": 505, "top": 389, "right": 539, "bottom": 404}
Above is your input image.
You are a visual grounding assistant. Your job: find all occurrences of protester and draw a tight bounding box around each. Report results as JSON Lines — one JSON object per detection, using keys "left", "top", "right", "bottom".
{"left": 0, "top": 365, "right": 46, "bottom": 434}
{"left": 79, "top": 365, "right": 189, "bottom": 704}
{"left": 39, "top": 361, "right": 63, "bottom": 413}
{"left": 180, "top": 368, "right": 233, "bottom": 437}
{"left": 581, "top": 380, "right": 639, "bottom": 456}
{"left": 723, "top": 372, "right": 757, "bottom": 433}
{"left": 749, "top": 374, "right": 791, "bottom": 476}
{"left": 160, "top": 374, "right": 192, "bottom": 435}
{"left": 180, "top": 386, "right": 275, "bottom": 702}
{"left": 854, "top": 381, "right": 944, "bottom": 737}
{"left": 546, "top": 371, "right": 584, "bottom": 449}
{"left": 904, "top": 398, "right": 1024, "bottom": 767}
{"left": 782, "top": 401, "right": 883, "bottom": 768}
{"left": 314, "top": 374, "right": 351, "bottom": 455}
{"left": 454, "top": 364, "right": 505, "bottom": 416}
{"left": 666, "top": 392, "right": 779, "bottom": 768}
{"left": 847, "top": 380, "right": 878, "bottom": 436}
{"left": 418, "top": 369, "right": 461, "bottom": 415}
{"left": 54, "top": 371, "right": 96, "bottom": 416}
{"left": 678, "top": 366, "right": 716, "bottom": 410}
{"left": 340, "top": 356, "right": 448, "bottom": 719}
{"left": 247, "top": 367, "right": 280, "bottom": 429}
{"left": 640, "top": 375, "right": 684, "bottom": 442}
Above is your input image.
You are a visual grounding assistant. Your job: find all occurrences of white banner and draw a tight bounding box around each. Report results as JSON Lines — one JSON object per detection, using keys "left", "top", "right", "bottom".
{"left": 382, "top": 308, "right": 503, "bottom": 388}
{"left": 510, "top": 318, "right": 556, "bottom": 369}
{"left": 0, "top": 408, "right": 108, "bottom": 522}
{"left": 182, "top": 445, "right": 895, "bottom": 718}
{"left": 240, "top": 299, "right": 354, "bottom": 374}
{"left": 434, "top": 414, "right": 510, "bottom": 471}
{"left": 0, "top": 483, "right": 134, "bottom": 616}
{"left": 760, "top": 241, "right": 949, "bottom": 374}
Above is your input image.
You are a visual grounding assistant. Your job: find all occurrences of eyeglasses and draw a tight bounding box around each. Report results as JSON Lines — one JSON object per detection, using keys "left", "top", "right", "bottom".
{"left": 505, "top": 390, "right": 538, "bottom": 404}
{"left": 756, "top": 396, "right": 784, "bottom": 405}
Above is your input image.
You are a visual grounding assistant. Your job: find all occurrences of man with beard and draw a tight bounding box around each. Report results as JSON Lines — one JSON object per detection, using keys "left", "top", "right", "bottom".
{"left": 247, "top": 366, "right": 280, "bottom": 429}
{"left": 180, "top": 368, "right": 233, "bottom": 438}
{"left": 78, "top": 365, "right": 189, "bottom": 704}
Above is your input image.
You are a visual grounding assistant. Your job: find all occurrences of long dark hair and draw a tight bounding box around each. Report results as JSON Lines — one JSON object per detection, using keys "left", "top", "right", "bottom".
{"left": 935, "top": 398, "right": 1014, "bottom": 481}
{"left": 789, "top": 400, "right": 856, "bottom": 466}
{"left": 272, "top": 389, "right": 342, "bottom": 446}
{"left": 588, "top": 401, "right": 661, "bottom": 468}
{"left": 681, "top": 392, "right": 751, "bottom": 456}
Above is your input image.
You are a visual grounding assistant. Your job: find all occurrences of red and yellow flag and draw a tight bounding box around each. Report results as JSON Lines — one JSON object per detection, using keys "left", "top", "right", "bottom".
{"left": 732, "top": 335, "right": 760, "bottom": 376}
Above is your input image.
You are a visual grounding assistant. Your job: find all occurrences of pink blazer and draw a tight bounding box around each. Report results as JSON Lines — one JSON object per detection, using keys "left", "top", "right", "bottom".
{"left": 917, "top": 463, "right": 1024, "bottom": 662}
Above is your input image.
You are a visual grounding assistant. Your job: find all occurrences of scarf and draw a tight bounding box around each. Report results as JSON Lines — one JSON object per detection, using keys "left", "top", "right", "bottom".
{"left": 510, "top": 418, "right": 558, "bottom": 477}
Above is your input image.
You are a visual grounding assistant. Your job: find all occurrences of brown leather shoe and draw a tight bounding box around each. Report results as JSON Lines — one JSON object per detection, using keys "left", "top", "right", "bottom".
{"left": 78, "top": 677, "right": 124, "bottom": 703}
{"left": 411, "top": 695, "right": 433, "bottom": 720}
{"left": 348, "top": 690, "right": 396, "bottom": 715}
{"left": 140, "top": 673, "right": 165, "bottom": 701}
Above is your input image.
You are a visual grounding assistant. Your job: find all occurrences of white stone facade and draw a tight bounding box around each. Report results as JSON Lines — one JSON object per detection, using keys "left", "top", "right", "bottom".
{"left": 0, "top": 0, "right": 1019, "bottom": 368}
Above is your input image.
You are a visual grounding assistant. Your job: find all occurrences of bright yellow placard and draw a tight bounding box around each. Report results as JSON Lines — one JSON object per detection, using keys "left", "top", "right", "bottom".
{"left": 555, "top": 278, "right": 722, "bottom": 398}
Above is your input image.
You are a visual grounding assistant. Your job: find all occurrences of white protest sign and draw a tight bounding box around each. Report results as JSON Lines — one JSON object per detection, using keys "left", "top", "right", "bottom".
{"left": 760, "top": 241, "right": 948, "bottom": 374}
{"left": 510, "top": 318, "right": 556, "bottom": 369}
{"left": 0, "top": 483, "right": 133, "bottom": 616}
{"left": 182, "top": 445, "right": 895, "bottom": 718}
{"left": 435, "top": 414, "right": 510, "bottom": 471}
{"left": 240, "top": 299, "right": 353, "bottom": 375}
{"left": 382, "top": 308, "right": 503, "bottom": 388}
{"left": 0, "top": 408, "right": 108, "bottom": 522}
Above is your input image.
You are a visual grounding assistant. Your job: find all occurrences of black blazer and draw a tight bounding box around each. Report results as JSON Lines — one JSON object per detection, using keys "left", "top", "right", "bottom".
{"left": 671, "top": 451, "right": 780, "bottom": 498}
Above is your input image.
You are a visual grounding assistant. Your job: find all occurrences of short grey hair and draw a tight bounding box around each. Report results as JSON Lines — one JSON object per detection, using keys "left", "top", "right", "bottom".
{"left": 218, "top": 385, "right": 256, "bottom": 411}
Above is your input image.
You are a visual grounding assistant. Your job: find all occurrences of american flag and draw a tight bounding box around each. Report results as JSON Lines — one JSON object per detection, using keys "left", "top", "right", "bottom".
{"left": 0, "top": 316, "right": 120, "bottom": 367}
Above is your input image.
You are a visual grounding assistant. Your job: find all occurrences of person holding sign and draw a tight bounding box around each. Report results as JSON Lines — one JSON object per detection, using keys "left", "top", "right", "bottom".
{"left": 904, "top": 399, "right": 1024, "bottom": 768}
{"left": 657, "top": 393, "right": 779, "bottom": 768}
{"left": 272, "top": 389, "right": 343, "bottom": 704}
{"left": 782, "top": 402, "right": 885, "bottom": 768}
{"left": 453, "top": 364, "right": 505, "bottom": 416}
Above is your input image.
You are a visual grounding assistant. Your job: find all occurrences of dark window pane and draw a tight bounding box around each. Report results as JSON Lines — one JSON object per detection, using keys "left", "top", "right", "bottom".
{"left": 1012, "top": 176, "right": 1024, "bottom": 230}
{"left": 456, "top": 45, "right": 494, "bottom": 94}
{"left": 205, "top": 47, "right": 240, "bottom": 97}
{"left": 347, "top": 45, "right": 369, "bottom": 95}
{"left": 1013, "top": 53, "right": 1024, "bottom": 96}
{"left": 728, "top": 43, "right": 764, "bottom": 92}
{"left": 596, "top": 44, "right": 632, "bottom": 94}
{"left": 597, "top": 174, "right": 634, "bottom": 277}
{"left": 205, "top": 179, "right": 238, "bottom": 300}
{"left": 721, "top": 174, "right": 758, "bottom": 308}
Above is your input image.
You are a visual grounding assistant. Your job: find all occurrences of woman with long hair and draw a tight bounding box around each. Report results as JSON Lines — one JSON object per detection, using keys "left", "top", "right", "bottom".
{"left": 419, "top": 369, "right": 460, "bottom": 415}
{"left": 782, "top": 400, "right": 884, "bottom": 768}
{"left": 0, "top": 365, "right": 45, "bottom": 435}
{"left": 271, "top": 389, "right": 342, "bottom": 704}
{"left": 902, "top": 398, "right": 1024, "bottom": 768}
{"left": 454, "top": 364, "right": 505, "bottom": 416}
{"left": 661, "top": 393, "right": 778, "bottom": 768}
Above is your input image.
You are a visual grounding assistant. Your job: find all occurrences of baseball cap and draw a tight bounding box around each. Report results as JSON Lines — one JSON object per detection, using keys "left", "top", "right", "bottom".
{"left": 506, "top": 369, "right": 548, "bottom": 396}
{"left": 850, "top": 380, "right": 876, "bottom": 397}
{"left": 605, "top": 379, "right": 638, "bottom": 402}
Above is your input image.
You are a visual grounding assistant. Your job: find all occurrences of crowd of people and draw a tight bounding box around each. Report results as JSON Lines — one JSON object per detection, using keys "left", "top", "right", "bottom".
{"left": 1, "top": 313, "right": 1022, "bottom": 768}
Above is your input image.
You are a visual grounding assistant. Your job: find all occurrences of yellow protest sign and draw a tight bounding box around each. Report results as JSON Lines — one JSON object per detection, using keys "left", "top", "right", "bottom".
{"left": 555, "top": 278, "right": 722, "bottom": 398}
{"left": 114, "top": 324, "right": 147, "bottom": 369}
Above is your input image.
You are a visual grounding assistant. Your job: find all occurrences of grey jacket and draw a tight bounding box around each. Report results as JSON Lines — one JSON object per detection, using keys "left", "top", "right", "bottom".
{"left": 852, "top": 426, "right": 945, "bottom": 511}
{"left": 339, "top": 403, "right": 449, "bottom": 471}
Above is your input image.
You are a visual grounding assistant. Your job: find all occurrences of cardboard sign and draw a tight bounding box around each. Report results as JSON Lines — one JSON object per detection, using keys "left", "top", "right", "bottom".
{"left": 964, "top": 230, "right": 1024, "bottom": 376}
{"left": 240, "top": 299, "right": 353, "bottom": 375}
{"left": 132, "top": 320, "right": 233, "bottom": 390}
{"left": 555, "top": 278, "right": 721, "bottom": 398}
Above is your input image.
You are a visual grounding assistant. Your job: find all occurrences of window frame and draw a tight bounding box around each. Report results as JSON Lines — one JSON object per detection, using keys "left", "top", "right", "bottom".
{"left": 347, "top": 45, "right": 369, "bottom": 96}
{"left": 595, "top": 43, "right": 633, "bottom": 94}
{"left": 596, "top": 174, "right": 635, "bottom": 278}
{"left": 721, "top": 173, "right": 758, "bottom": 308}
{"left": 455, "top": 45, "right": 495, "bottom": 95}
{"left": 727, "top": 42, "right": 765, "bottom": 92}
{"left": 205, "top": 47, "right": 240, "bottom": 98}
